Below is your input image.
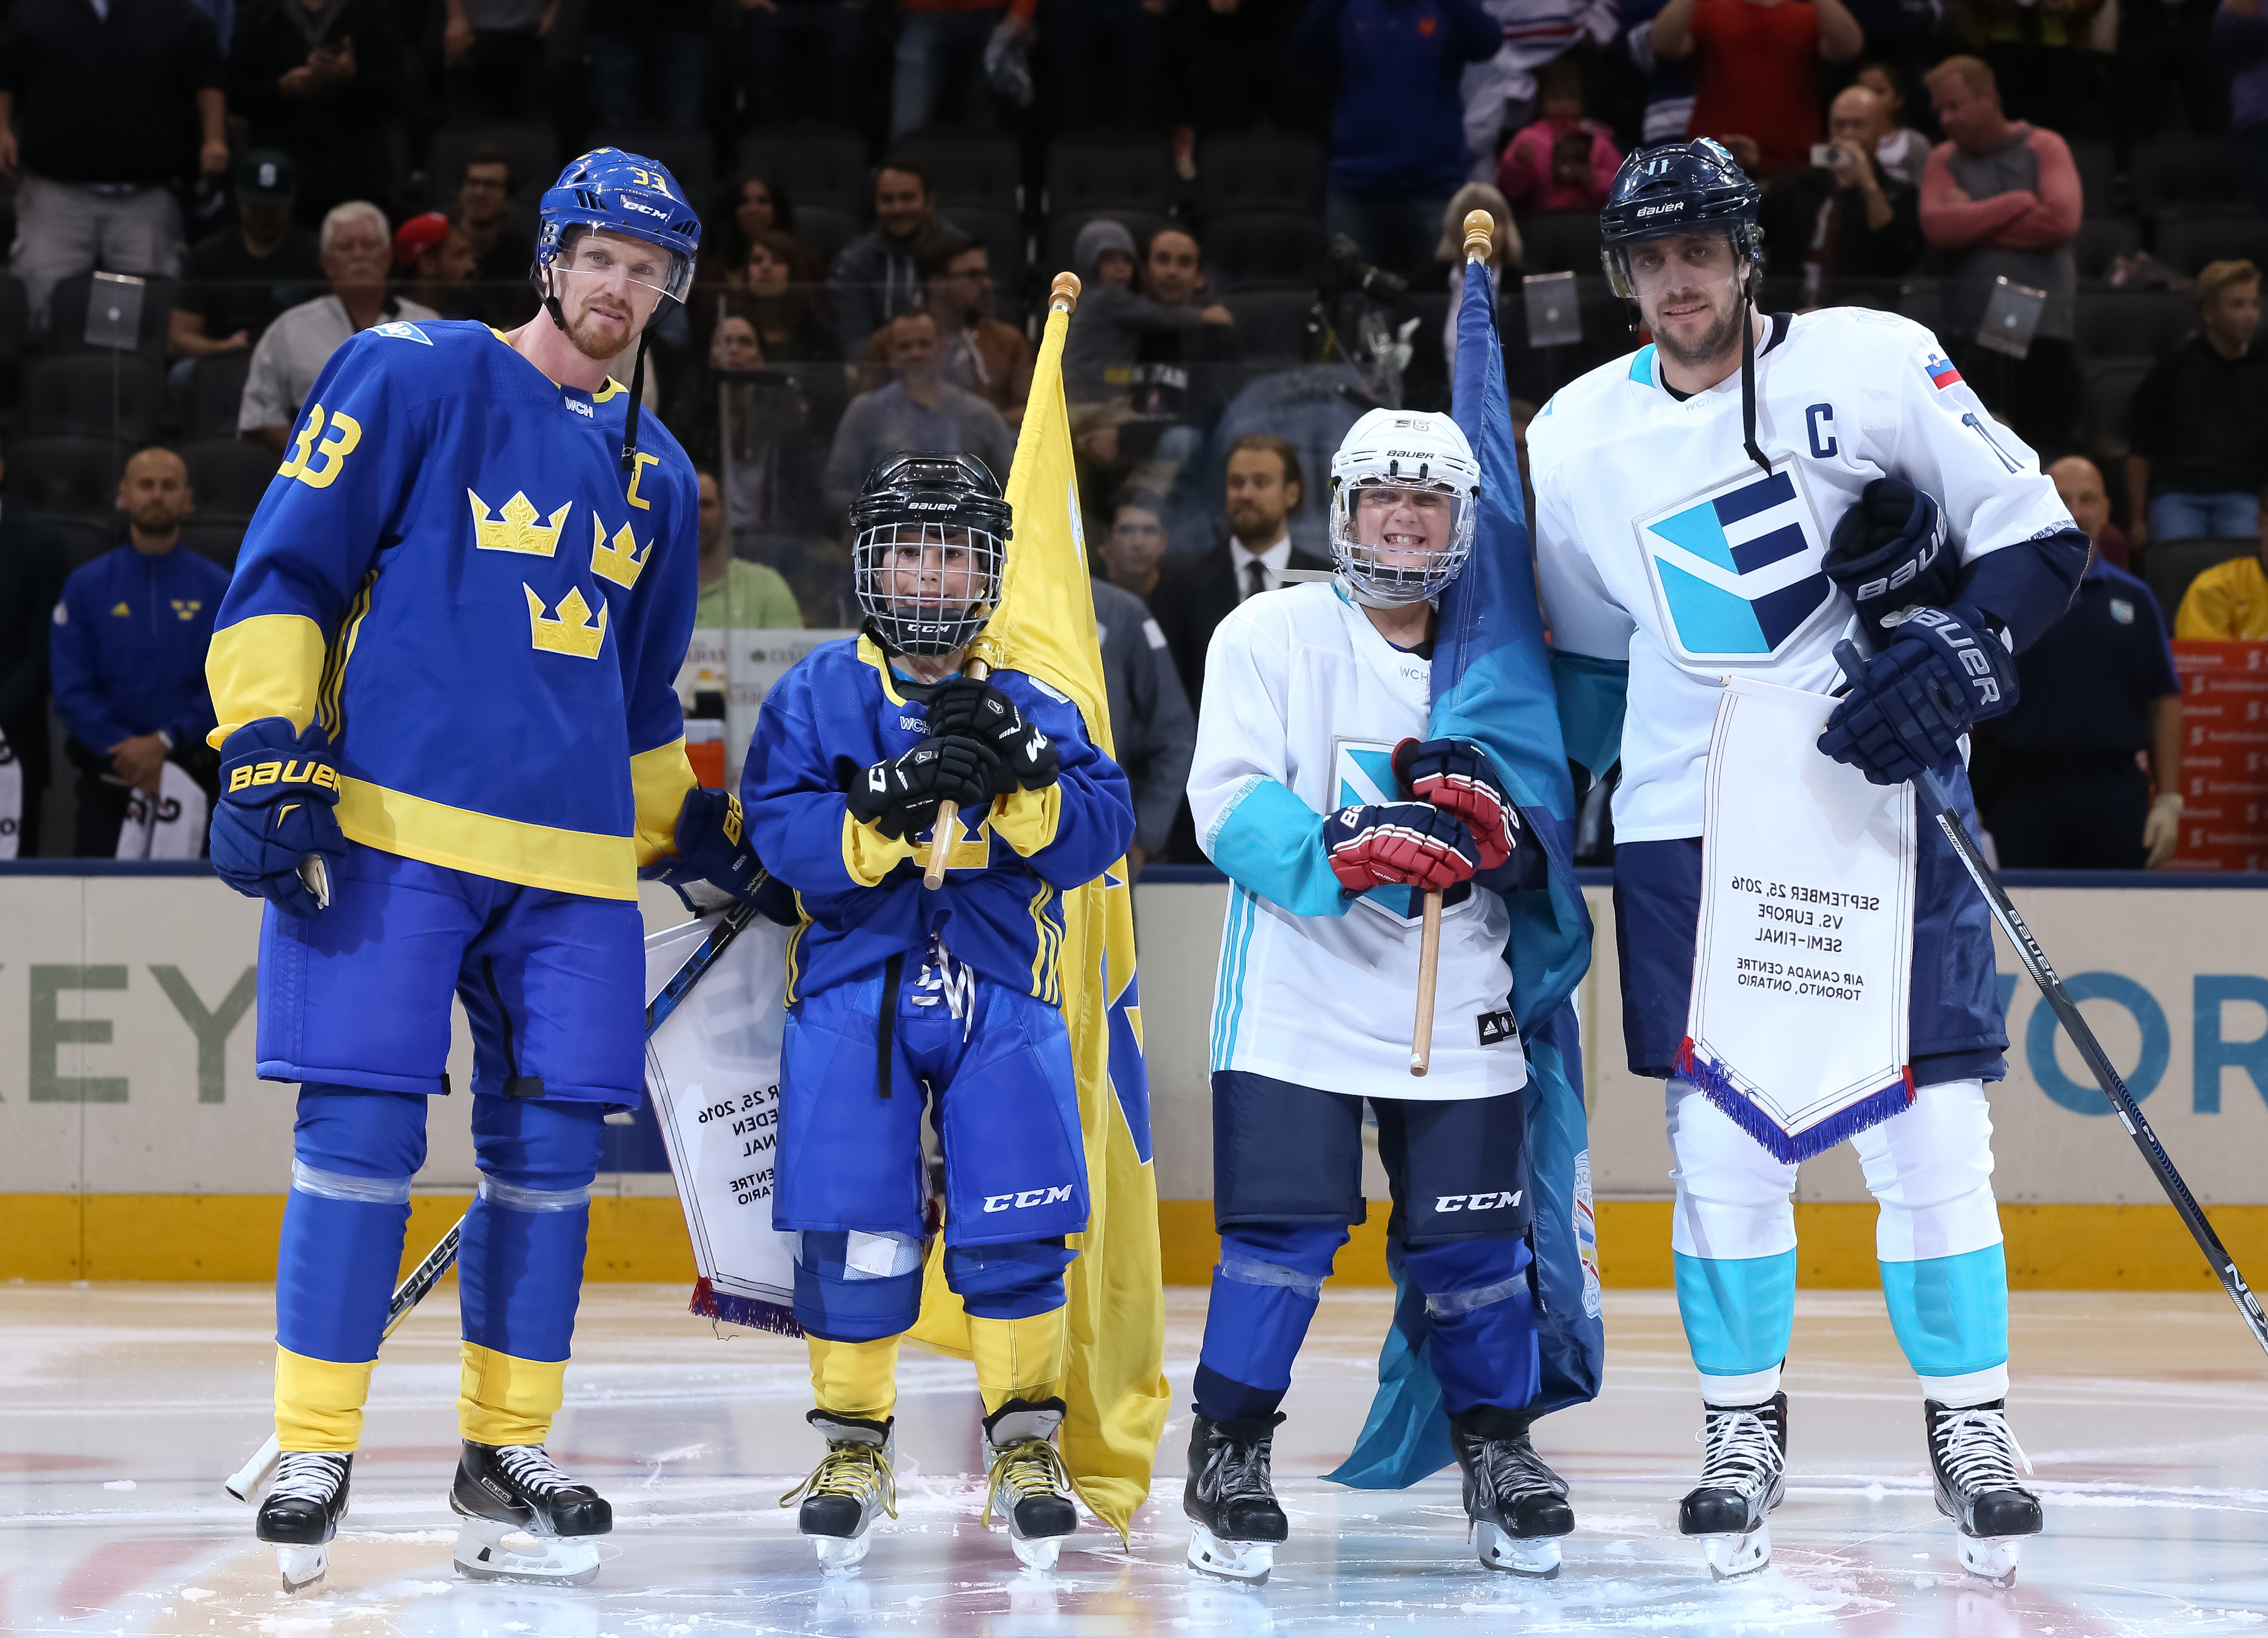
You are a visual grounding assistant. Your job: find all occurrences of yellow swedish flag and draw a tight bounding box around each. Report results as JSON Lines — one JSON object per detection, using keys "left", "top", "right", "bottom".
{"left": 907, "top": 283, "right": 1170, "bottom": 1539}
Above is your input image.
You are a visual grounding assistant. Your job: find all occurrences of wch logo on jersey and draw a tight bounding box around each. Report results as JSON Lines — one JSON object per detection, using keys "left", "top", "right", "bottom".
{"left": 1636, "top": 460, "right": 1832, "bottom": 665}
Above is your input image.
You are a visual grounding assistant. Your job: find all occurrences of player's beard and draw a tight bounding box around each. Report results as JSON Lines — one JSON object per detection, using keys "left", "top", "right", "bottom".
{"left": 1651, "top": 292, "right": 1746, "bottom": 375}
{"left": 561, "top": 299, "right": 638, "bottom": 363}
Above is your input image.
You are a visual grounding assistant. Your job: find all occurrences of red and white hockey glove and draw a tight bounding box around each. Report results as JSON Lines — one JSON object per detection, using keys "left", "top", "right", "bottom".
{"left": 1392, "top": 736, "right": 1520, "bottom": 870}
{"left": 1323, "top": 802, "right": 1482, "bottom": 894}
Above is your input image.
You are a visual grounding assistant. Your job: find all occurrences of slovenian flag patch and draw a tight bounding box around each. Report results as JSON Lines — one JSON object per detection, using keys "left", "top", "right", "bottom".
{"left": 1925, "top": 352, "right": 1962, "bottom": 390}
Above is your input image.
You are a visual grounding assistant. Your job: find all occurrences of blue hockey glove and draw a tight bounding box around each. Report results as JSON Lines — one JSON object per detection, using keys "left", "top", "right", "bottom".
{"left": 642, "top": 788, "right": 766, "bottom": 909}
{"left": 1324, "top": 801, "right": 1481, "bottom": 894}
{"left": 1821, "top": 478, "right": 1960, "bottom": 639}
{"left": 1392, "top": 737, "right": 1520, "bottom": 870}
{"left": 1817, "top": 604, "right": 2018, "bottom": 786}
{"left": 841, "top": 738, "right": 1003, "bottom": 840}
{"left": 208, "top": 718, "right": 347, "bottom": 919}
{"left": 925, "top": 676, "right": 1059, "bottom": 793}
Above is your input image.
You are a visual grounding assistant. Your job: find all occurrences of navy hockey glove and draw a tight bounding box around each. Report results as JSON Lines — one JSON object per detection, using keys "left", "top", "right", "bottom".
{"left": 1392, "top": 736, "right": 1520, "bottom": 870}
{"left": 925, "top": 676, "right": 1059, "bottom": 793}
{"left": 208, "top": 718, "right": 347, "bottom": 919}
{"left": 1323, "top": 801, "right": 1481, "bottom": 894}
{"left": 842, "top": 738, "right": 1003, "bottom": 840}
{"left": 1822, "top": 478, "right": 1960, "bottom": 639}
{"left": 642, "top": 788, "right": 765, "bottom": 909}
{"left": 1817, "top": 604, "right": 2019, "bottom": 786}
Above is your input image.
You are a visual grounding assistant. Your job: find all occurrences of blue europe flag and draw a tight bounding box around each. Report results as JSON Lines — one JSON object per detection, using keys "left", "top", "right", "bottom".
{"left": 1326, "top": 256, "right": 1604, "bottom": 1489}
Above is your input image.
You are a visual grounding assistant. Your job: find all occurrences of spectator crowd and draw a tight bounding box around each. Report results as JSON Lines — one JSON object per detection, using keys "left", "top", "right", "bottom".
{"left": 0, "top": 0, "right": 2263, "bottom": 875}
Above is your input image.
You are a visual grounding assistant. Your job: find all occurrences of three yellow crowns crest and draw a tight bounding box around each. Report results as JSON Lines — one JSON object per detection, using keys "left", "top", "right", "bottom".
{"left": 467, "top": 489, "right": 651, "bottom": 660}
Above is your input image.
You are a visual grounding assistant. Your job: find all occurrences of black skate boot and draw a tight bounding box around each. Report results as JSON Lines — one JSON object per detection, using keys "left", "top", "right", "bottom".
{"left": 1450, "top": 1407, "right": 1576, "bottom": 1577}
{"left": 256, "top": 1450, "right": 352, "bottom": 1594}
{"left": 450, "top": 1440, "right": 611, "bottom": 1586}
{"left": 779, "top": 1411, "right": 898, "bottom": 1572}
{"left": 981, "top": 1397, "right": 1079, "bottom": 1571}
{"left": 1184, "top": 1411, "right": 1289, "bottom": 1583}
{"left": 1924, "top": 1398, "right": 2042, "bottom": 1586}
{"left": 1679, "top": 1392, "right": 1787, "bottom": 1580}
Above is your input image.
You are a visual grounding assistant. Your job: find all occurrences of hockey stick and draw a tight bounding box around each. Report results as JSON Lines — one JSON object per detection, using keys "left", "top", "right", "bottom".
{"left": 224, "top": 898, "right": 766, "bottom": 1500}
{"left": 1831, "top": 639, "right": 2268, "bottom": 1360}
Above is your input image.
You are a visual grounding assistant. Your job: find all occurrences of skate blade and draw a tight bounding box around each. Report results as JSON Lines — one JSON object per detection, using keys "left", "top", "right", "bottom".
{"left": 812, "top": 1532, "right": 872, "bottom": 1572}
{"left": 275, "top": 1543, "right": 328, "bottom": 1596}
{"left": 1698, "top": 1521, "right": 1771, "bottom": 1581}
{"left": 1010, "top": 1532, "right": 1065, "bottom": 1571}
{"left": 1474, "top": 1521, "right": 1562, "bottom": 1579}
{"left": 1957, "top": 1532, "right": 2023, "bottom": 1587}
{"left": 453, "top": 1518, "right": 602, "bottom": 1587}
{"left": 1187, "top": 1523, "right": 1275, "bottom": 1584}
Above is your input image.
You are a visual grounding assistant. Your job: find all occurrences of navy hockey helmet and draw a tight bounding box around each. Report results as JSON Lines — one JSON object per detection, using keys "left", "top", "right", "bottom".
{"left": 1598, "top": 138, "right": 1762, "bottom": 301}
{"left": 851, "top": 452, "right": 1013, "bottom": 657}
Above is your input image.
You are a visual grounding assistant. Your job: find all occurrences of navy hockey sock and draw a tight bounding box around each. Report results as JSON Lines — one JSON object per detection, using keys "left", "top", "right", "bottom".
{"left": 1193, "top": 1223, "right": 1347, "bottom": 1423}
{"left": 1404, "top": 1235, "right": 1540, "bottom": 1417}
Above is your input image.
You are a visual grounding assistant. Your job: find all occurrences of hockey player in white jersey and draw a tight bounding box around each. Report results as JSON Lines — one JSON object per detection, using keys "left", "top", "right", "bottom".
{"left": 1529, "top": 139, "right": 2088, "bottom": 1583}
{"left": 1182, "top": 409, "right": 1575, "bottom": 1583}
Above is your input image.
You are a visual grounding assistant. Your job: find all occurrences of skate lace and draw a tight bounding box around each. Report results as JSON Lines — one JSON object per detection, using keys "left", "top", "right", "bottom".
{"left": 1695, "top": 1409, "right": 1783, "bottom": 1499}
{"left": 779, "top": 1440, "right": 899, "bottom": 1520}
{"left": 268, "top": 1451, "right": 346, "bottom": 1504}
{"left": 1934, "top": 1407, "right": 2033, "bottom": 1494}
{"left": 493, "top": 1445, "right": 580, "bottom": 1496}
{"left": 1475, "top": 1437, "right": 1570, "bottom": 1507}
{"left": 981, "top": 1437, "right": 1074, "bottom": 1529}
{"left": 1202, "top": 1433, "right": 1277, "bottom": 1508}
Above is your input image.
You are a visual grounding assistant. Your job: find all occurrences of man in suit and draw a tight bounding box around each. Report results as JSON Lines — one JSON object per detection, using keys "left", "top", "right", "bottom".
{"left": 1151, "top": 434, "right": 1332, "bottom": 859}
{"left": 0, "top": 452, "right": 68, "bottom": 855}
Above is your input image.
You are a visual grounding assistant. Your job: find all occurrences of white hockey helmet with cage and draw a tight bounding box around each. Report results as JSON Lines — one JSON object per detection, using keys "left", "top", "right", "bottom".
{"left": 850, "top": 451, "right": 1012, "bottom": 655}
{"left": 1327, "top": 408, "right": 1482, "bottom": 608}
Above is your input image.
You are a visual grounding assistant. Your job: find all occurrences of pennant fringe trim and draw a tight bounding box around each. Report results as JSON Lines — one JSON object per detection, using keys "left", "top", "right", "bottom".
{"left": 691, "top": 1276, "right": 802, "bottom": 1338}
{"left": 1674, "top": 1037, "right": 1916, "bottom": 1164}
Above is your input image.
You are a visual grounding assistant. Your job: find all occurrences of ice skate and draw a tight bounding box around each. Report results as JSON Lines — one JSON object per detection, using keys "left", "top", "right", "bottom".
{"left": 1184, "top": 1412, "right": 1289, "bottom": 1583}
{"left": 1924, "top": 1398, "right": 2041, "bottom": 1587}
{"left": 779, "top": 1411, "right": 898, "bottom": 1572}
{"left": 255, "top": 1450, "right": 352, "bottom": 1594}
{"left": 981, "top": 1397, "right": 1079, "bottom": 1570}
{"left": 1451, "top": 1411, "right": 1575, "bottom": 1577}
{"left": 1679, "top": 1392, "right": 1786, "bottom": 1580}
{"left": 449, "top": 1439, "right": 610, "bottom": 1586}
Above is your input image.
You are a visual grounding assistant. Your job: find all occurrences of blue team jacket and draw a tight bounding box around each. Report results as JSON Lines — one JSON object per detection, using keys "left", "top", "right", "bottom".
{"left": 742, "top": 635, "right": 1135, "bottom": 1007}
{"left": 205, "top": 319, "right": 701, "bottom": 900}
{"left": 51, "top": 542, "right": 230, "bottom": 751}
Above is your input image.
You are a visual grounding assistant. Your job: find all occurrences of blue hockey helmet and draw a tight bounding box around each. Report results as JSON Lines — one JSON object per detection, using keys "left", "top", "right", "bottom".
{"left": 1597, "top": 138, "right": 1762, "bottom": 300}
{"left": 534, "top": 148, "right": 703, "bottom": 310}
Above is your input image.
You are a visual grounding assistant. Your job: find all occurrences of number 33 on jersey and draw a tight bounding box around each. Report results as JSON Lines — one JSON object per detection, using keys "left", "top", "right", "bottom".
{"left": 205, "top": 318, "right": 702, "bottom": 901}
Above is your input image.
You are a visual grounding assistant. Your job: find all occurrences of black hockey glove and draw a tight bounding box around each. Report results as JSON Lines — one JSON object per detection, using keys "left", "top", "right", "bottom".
{"left": 924, "top": 675, "right": 1059, "bottom": 793}
{"left": 208, "top": 717, "right": 347, "bottom": 920}
{"left": 1817, "top": 604, "right": 2018, "bottom": 787}
{"left": 842, "top": 738, "right": 1003, "bottom": 840}
{"left": 1822, "top": 478, "right": 1960, "bottom": 639}
{"left": 642, "top": 788, "right": 766, "bottom": 910}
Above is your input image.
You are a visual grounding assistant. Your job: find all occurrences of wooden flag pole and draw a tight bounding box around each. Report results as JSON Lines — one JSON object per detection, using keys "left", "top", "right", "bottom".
{"left": 924, "top": 270, "right": 1082, "bottom": 891}
{"left": 1410, "top": 210, "right": 1496, "bottom": 1076}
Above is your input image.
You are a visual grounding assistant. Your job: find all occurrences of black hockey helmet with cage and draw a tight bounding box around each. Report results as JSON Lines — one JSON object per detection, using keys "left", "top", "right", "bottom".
{"left": 850, "top": 451, "right": 1013, "bottom": 656}
{"left": 1598, "top": 138, "right": 1763, "bottom": 300}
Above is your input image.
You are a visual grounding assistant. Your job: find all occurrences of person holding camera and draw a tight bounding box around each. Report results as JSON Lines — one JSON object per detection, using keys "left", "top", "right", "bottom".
{"left": 1760, "top": 83, "right": 1925, "bottom": 305}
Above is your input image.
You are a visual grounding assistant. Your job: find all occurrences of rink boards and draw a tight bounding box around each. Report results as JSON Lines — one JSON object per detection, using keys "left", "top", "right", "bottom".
{"left": 1, "top": 862, "right": 2265, "bottom": 1289}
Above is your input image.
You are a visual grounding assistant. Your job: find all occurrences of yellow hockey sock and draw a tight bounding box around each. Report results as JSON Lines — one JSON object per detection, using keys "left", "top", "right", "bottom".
{"left": 969, "top": 1309, "right": 1067, "bottom": 1415}
{"left": 807, "top": 1335, "right": 902, "bottom": 1421}
{"left": 274, "top": 1346, "right": 376, "bottom": 1452}
{"left": 457, "top": 1341, "right": 566, "bottom": 1447}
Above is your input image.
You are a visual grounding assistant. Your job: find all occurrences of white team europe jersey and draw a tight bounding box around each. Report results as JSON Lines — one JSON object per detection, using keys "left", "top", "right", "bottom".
{"left": 1189, "top": 582, "right": 1523, "bottom": 1103}
{"left": 1530, "top": 307, "right": 2077, "bottom": 843}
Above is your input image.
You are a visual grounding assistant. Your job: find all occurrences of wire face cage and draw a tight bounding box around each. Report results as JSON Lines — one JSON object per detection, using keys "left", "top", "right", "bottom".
{"left": 854, "top": 520, "right": 1006, "bottom": 655}
{"left": 1328, "top": 476, "right": 1477, "bottom": 606}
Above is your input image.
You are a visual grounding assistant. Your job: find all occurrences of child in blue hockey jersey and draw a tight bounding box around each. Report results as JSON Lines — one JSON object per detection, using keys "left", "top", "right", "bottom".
{"left": 742, "top": 452, "right": 1136, "bottom": 1572}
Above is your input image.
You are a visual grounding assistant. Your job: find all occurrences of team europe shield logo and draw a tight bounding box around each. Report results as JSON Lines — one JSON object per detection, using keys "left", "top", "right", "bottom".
{"left": 1635, "top": 459, "right": 1834, "bottom": 666}
{"left": 1332, "top": 736, "right": 1473, "bottom": 928}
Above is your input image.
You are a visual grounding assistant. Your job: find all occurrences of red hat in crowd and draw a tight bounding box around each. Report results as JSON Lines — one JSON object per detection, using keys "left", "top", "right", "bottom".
{"left": 392, "top": 212, "right": 451, "bottom": 274}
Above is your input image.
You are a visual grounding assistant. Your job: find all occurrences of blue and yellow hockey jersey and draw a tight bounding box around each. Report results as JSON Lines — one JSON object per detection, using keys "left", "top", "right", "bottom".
{"left": 742, "top": 635, "right": 1134, "bottom": 1006}
{"left": 205, "top": 319, "right": 700, "bottom": 900}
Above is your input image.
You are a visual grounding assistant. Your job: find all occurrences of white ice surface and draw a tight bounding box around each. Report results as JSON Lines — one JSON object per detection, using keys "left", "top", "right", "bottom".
{"left": 3, "top": 1283, "right": 2266, "bottom": 1636}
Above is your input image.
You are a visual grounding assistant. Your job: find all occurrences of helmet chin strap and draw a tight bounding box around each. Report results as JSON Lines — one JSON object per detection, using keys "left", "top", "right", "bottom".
{"left": 1738, "top": 262, "right": 1770, "bottom": 478}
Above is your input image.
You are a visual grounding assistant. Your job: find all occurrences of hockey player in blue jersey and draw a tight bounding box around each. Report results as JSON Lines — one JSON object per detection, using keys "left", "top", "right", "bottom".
{"left": 203, "top": 150, "right": 764, "bottom": 1594}
{"left": 742, "top": 452, "right": 1135, "bottom": 1573}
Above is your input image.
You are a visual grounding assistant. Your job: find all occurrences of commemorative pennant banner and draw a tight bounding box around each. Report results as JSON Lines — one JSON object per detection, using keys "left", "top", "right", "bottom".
{"left": 1681, "top": 675, "right": 1918, "bottom": 1163}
